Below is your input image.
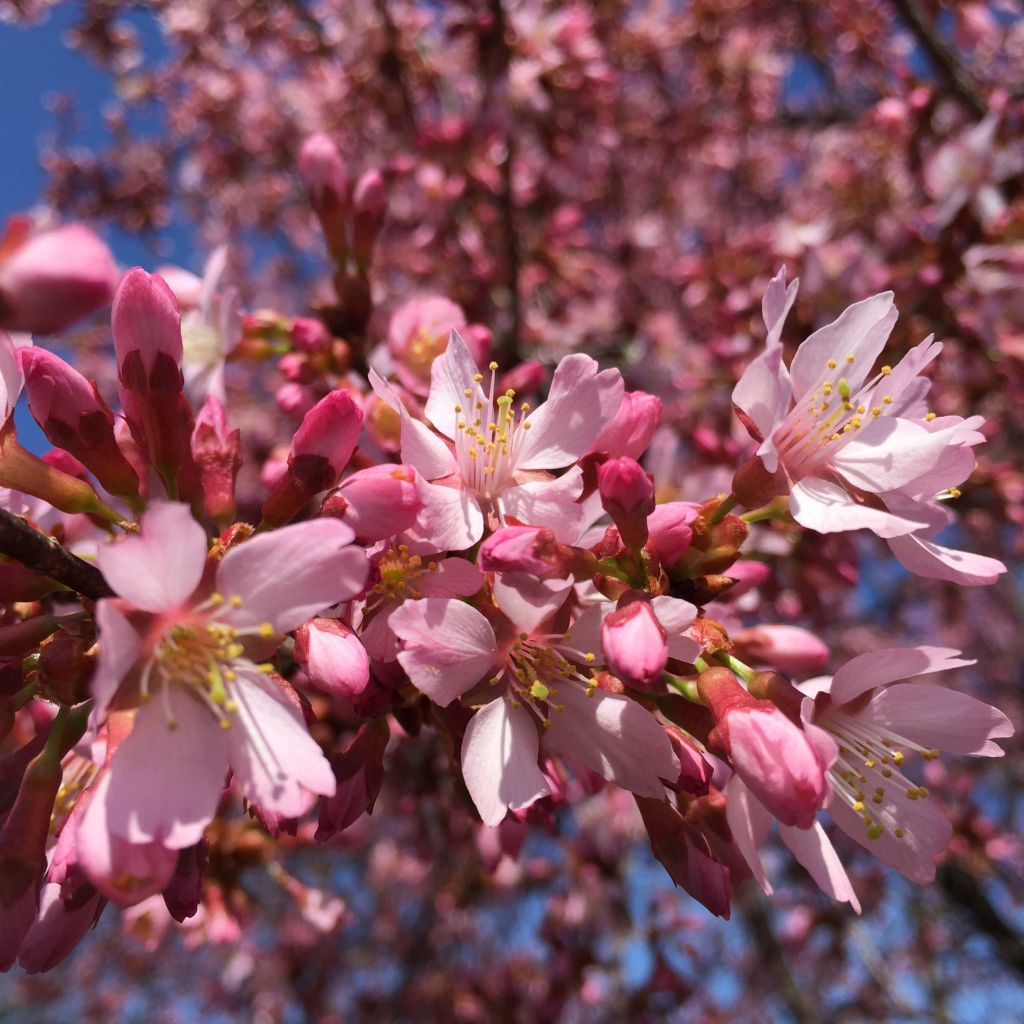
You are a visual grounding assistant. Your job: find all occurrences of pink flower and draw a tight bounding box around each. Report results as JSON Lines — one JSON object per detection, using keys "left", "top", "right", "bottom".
{"left": 321, "top": 464, "right": 423, "bottom": 542}
{"left": 587, "top": 389, "right": 663, "bottom": 460}
{"left": 799, "top": 646, "right": 1013, "bottom": 884}
{"left": 390, "top": 581, "right": 680, "bottom": 826}
{"left": 387, "top": 296, "right": 469, "bottom": 394}
{"left": 293, "top": 618, "right": 371, "bottom": 701}
{"left": 79, "top": 502, "right": 369, "bottom": 866}
{"left": 733, "top": 269, "right": 1005, "bottom": 585}
{"left": 371, "top": 330, "right": 623, "bottom": 549}
{"left": 0, "top": 220, "right": 117, "bottom": 335}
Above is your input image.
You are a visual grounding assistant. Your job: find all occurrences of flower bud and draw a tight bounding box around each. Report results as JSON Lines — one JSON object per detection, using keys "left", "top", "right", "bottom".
{"left": 597, "top": 457, "right": 655, "bottom": 550}
{"left": 293, "top": 618, "right": 371, "bottom": 701}
{"left": 645, "top": 502, "right": 697, "bottom": 567}
{"left": 0, "top": 615, "right": 60, "bottom": 657}
{"left": 298, "top": 133, "right": 351, "bottom": 259}
{"left": 162, "top": 842, "right": 208, "bottom": 923}
{"left": 290, "top": 316, "right": 332, "bottom": 354}
{"left": 731, "top": 456, "right": 781, "bottom": 510}
{"left": 262, "top": 389, "right": 364, "bottom": 527}
{"left": 16, "top": 880, "right": 104, "bottom": 974}
{"left": 697, "top": 667, "right": 829, "bottom": 829}
{"left": 0, "top": 221, "right": 117, "bottom": 335}
{"left": 732, "top": 625, "right": 829, "bottom": 676}
{"left": 589, "top": 390, "right": 663, "bottom": 460}
{"left": 18, "top": 347, "right": 141, "bottom": 501}
{"left": 321, "top": 464, "right": 422, "bottom": 541}
{"left": 191, "top": 395, "right": 242, "bottom": 527}
{"left": 37, "top": 627, "right": 95, "bottom": 706}
{"left": 601, "top": 598, "right": 668, "bottom": 688}
{"left": 479, "top": 526, "right": 562, "bottom": 577}
{"left": 352, "top": 169, "right": 387, "bottom": 264}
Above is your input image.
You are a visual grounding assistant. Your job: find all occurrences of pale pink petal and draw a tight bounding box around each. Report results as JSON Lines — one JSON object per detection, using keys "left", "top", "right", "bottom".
{"left": 515, "top": 356, "right": 624, "bottom": 470}
{"left": 417, "top": 556, "right": 484, "bottom": 598}
{"left": 391, "top": 598, "right": 498, "bottom": 705}
{"left": 829, "top": 789, "right": 952, "bottom": 885}
{"left": 424, "top": 329, "right": 487, "bottom": 438}
{"left": 887, "top": 532, "right": 1006, "bottom": 586}
{"left": 723, "top": 775, "right": 773, "bottom": 894}
{"left": 790, "top": 477, "right": 928, "bottom": 538}
{"left": 97, "top": 501, "right": 208, "bottom": 612}
{"left": 789, "top": 293, "right": 897, "bottom": 399}
{"left": 778, "top": 822, "right": 861, "bottom": 912}
{"left": 829, "top": 646, "right": 974, "bottom": 705}
{"left": 650, "top": 595, "right": 701, "bottom": 662}
{"left": 461, "top": 695, "right": 550, "bottom": 826}
{"left": 102, "top": 687, "right": 228, "bottom": 847}
{"left": 733, "top": 343, "right": 792, "bottom": 454}
{"left": 216, "top": 518, "right": 368, "bottom": 633}
{"left": 359, "top": 603, "right": 400, "bottom": 662}
{"left": 91, "top": 601, "right": 143, "bottom": 720}
{"left": 368, "top": 368, "right": 456, "bottom": 479}
{"left": 500, "top": 467, "right": 584, "bottom": 543}
{"left": 406, "top": 479, "right": 485, "bottom": 551}
{"left": 831, "top": 419, "right": 952, "bottom": 492}
{"left": 858, "top": 683, "right": 1013, "bottom": 757}
{"left": 493, "top": 573, "right": 574, "bottom": 634}
{"left": 561, "top": 603, "right": 608, "bottom": 663}
{"left": 544, "top": 685, "right": 679, "bottom": 799}
{"left": 225, "top": 672, "right": 335, "bottom": 818}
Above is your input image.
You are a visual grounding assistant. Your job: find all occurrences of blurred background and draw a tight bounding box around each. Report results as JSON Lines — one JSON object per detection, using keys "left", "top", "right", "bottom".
{"left": 1, "top": 2, "right": 1023, "bottom": 1021}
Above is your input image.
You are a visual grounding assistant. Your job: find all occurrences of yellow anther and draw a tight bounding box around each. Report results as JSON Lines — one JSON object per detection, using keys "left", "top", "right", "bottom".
{"left": 846, "top": 354, "right": 855, "bottom": 363}
{"left": 258, "top": 662, "right": 275, "bottom": 673}
{"left": 530, "top": 681, "right": 550, "bottom": 701}
{"left": 883, "top": 395, "right": 894, "bottom": 404}
{"left": 258, "top": 623, "right": 275, "bottom": 639}
{"left": 827, "top": 359, "right": 837, "bottom": 369}
{"left": 822, "top": 382, "right": 833, "bottom": 395}
{"left": 852, "top": 800, "right": 865, "bottom": 812}
{"left": 871, "top": 406, "right": 882, "bottom": 417}
{"left": 464, "top": 388, "right": 473, "bottom": 397}
{"left": 473, "top": 373, "right": 483, "bottom": 382}
{"left": 894, "top": 828, "right": 905, "bottom": 839}
{"left": 229, "top": 595, "right": 243, "bottom": 607}
{"left": 209, "top": 592, "right": 224, "bottom": 605}
{"left": 489, "top": 361, "right": 499, "bottom": 371}
{"left": 881, "top": 365, "right": 891, "bottom": 375}
{"left": 584, "top": 652, "right": 596, "bottom": 663}
{"left": 925, "top": 411, "right": 936, "bottom": 421}
{"left": 867, "top": 825, "right": 882, "bottom": 840}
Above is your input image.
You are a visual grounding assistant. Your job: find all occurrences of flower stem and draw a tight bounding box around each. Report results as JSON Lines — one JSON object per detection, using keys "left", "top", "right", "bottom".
{"left": 713, "top": 650, "right": 756, "bottom": 684}
{"left": 706, "top": 494, "right": 738, "bottom": 525}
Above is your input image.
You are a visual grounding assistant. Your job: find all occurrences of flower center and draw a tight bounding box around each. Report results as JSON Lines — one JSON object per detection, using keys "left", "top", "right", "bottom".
{"left": 452, "top": 363, "right": 532, "bottom": 499}
{"left": 367, "top": 544, "right": 439, "bottom": 607}
{"left": 501, "top": 634, "right": 597, "bottom": 726}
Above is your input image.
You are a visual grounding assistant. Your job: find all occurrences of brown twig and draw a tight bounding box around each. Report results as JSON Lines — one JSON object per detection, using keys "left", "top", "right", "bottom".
{"left": 0, "top": 508, "right": 113, "bottom": 601}
{"left": 887, "top": 0, "right": 987, "bottom": 117}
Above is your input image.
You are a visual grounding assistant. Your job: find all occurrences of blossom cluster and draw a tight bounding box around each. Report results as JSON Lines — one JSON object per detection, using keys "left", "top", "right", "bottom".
{"left": 0, "top": 169, "right": 1012, "bottom": 973}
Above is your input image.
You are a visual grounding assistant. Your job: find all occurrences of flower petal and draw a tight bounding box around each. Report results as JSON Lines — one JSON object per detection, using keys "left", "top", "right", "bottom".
{"left": 97, "top": 501, "right": 208, "bottom": 612}
{"left": 406, "top": 479, "right": 485, "bottom": 551}
{"left": 887, "top": 531, "right": 1006, "bottom": 586}
{"left": 217, "top": 518, "right": 368, "bottom": 633}
{"left": 829, "top": 646, "right": 974, "bottom": 705}
{"left": 650, "top": 595, "right": 701, "bottom": 662}
{"left": 790, "top": 477, "right": 929, "bottom": 538}
{"left": 723, "top": 776, "right": 773, "bottom": 895}
{"left": 500, "top": 467, "right": 585, "bottom": 543}
{"left": 461, "top": 696, "right": 550, "bottom": 826}
{"left": 831, "top": 419, "right": 952, "bottom": 493}
{"left": 424, "top": 329, "right": 488, "bottom": 439}
{"left": 493, "top": 573, "right": 573, "bottom": 635}
{"left": 778, "top": 821, "right": 861, "bottom": 913}
{"left": 91, "top": 600, "right": 143, "bottom": 721}
{"left": 544, "top": 685, "right": 679, "bottom": 799}
{"left": 391, "top": 598, "right": 498, "bottom": 706}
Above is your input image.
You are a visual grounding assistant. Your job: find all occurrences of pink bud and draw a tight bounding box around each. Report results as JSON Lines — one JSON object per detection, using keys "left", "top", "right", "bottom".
{"left": 352, "top": 169, "right": 387, "bottom": 263}
{"left": 597, "top": 457, "right": 655, "bottom": 550}
{"left": 602, "top": 598, "right": 668, "bottom": 687}
{"left": 162, "top": 842, "right": 208, "bottom": 923}
{"left": 290, "top": 316, "right": 332, "bottom": 354}
{"left": 294, "top": 618, "right": 370, "bottom": 700}
{"left": 732, "top": 624, "right": 830, "bottom": 675}
{"left": 275, "top": 381, "right": 316, "bottom": 417}
{"left": 262, "top": 389, "right": 364, "bottom": 527}
{"left": 498, "top": 359, "right": 546, "bottom": 396}
{"left": 589, "top": 390, "right": 663, "bottom": 460}
{"left": 645, "top": 501, "right": 697, "bottom": 566}
{"left": 298, "top": 134, "right": 351, "bottom": 260}
{"left": 479, "top": 525, "right": 562, "bottom": 576}
{"left": 720, "top": 559, "right": 770, "bottom": 600}
{"left": 192, "top": 395, "right": 242, "bottom": 527}
{"left": 112, "top": 268, "right": 184, "bottom": 387}
{"left": 324, "top": 464, "right": 422, "bottom": 541}
{"left": 277, "top": 352, "right": 312, "bottom": 384}
{"left": 0, "top": 223, "right": 117, "bottom": 334}
{"left": 16, "top": 881, "right": 104, "bottom": 974}
{"left": 18, "top": 347, "right": 141, "bottom": 501}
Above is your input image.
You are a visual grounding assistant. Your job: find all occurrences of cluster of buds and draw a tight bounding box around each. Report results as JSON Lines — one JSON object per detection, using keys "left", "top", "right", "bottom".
{"left": 0, "top": 157, "right": 1013, "bottom": 972}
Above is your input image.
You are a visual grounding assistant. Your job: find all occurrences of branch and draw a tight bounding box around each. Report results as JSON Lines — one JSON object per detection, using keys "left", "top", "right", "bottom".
{"left": 0, "top": 508, "right": 113, "bottom": 601}
{"left": 887, "top": 0, "right": 987, "bottom": 117}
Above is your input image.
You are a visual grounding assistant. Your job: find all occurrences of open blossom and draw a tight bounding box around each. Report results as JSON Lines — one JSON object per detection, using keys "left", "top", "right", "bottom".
{"left": 389, "top": 578, "right": 680, "bottom": 826}
{"left": 733, "top": 269, "right": 1005, "bottom": 585}
{"left": 371, "top": 330, "right": 623, "bottom": 549}
{"left": 77, "top": 502, "right": 369, "bottom": 886}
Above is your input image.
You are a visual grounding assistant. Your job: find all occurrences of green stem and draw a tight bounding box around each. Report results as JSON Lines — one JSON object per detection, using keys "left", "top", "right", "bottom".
{"left": 706, "top": 494, "right": 738, "bottom": 525}
{"left": 663, "top": 673, "right": 705, "bottom": 704}
{"left": 12, "top": 680, "right": 39, "bottom": 709}
{"left": 714, "top": 651, "right": 756, "bottom": 684}
{"left": 740, "top": 498, "right": 792, "bottom": 525}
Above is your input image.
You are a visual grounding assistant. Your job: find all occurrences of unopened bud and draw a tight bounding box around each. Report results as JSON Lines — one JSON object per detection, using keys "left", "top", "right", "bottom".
{"left": 597, "top": 457, "right": 655, "bottom": 551}
{"left": 602, "top": 597, "right": 668, "bottom": 688}
{"left": 294, "top": 618, "right": 371, "bottom": 701}
{"left": 192, "top": 395, "right": 242, "bottom": 528}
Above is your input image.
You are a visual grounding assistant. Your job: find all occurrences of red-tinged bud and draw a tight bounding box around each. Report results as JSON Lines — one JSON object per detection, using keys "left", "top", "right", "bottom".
{"left": 112, "top": 269, "right": 199, "bottom": 498}
{"left": 480, "top": 525, "right": 562, "bottom": 577}
{"left": 275, "top": 381, "right": 316, "bottom": 417}
{"left": 351, "top": 169, "right": 387, "bottom": 263}
{"left": 746, "top": 670, "right": 806, "bottom": 721}
{"left": 16, "top": 880, "right": 104, "bottom": 974}
{"left": 593, "top": 670, "right": 626, "bottom": 694}
{"left": 665, "top": 727, "right": 714, "bottom": 796}
{"left": 597, "top": 457, "right": 655, "bottom": 550}
{"left": 277, "top": 352, "right": 313, "bottom": 384}
{"left": 0, "top": 615, "right": 59, "bottom": 657}
{"left": 322, "top": 464, "right": 421, "bottom": 541}
{"left": 733, "top": 625, "right": 829, "bottom": 677}
{"left": 298, "top": 133, "right": 351, "bottom": 259}
{"left": 732, "top": 456, "right": 781, "bottom": 510}
{"left": 675, "top": 574, "right": 744, "bottom": 605}
{"left": 680, "top": 512, "right": 749, "bottom": 575}
{"left": 646, "top": 501, "right": 697, "bottom": 567}
{"left": 293, "top": 618, "right": 371, "bottom": 701}
{"left": 720, "top": 559, "right": 769, "bottom": 600}
{"left": 697, "top": 667, "right": 830, "bottom": 829}
{"left": 0, "top": 222, "right": 117, "bottom": 334}
{"left": 290, "top": 316, "right": 332, "bottom": 354}
{"left": 0, "top": 710, "right": 68, "bottom": 969}
{"left": 602, "top": 597, "right": 668, "bottom": 688}
{"left": 262, "top": 389, "right": 364, "bottom": 527}
{"left": 162, "top": 842, "right": 208, "bottom": 923}
{"left": 498, "top": 358, "right": 545, "bottom": 396}
{"left": 191, "top": 395, "right": 242, "bottom": 528}
{"left": 37, "top": 628, "right": 95, "bottom": 706}
{"left": 315, "top": 718, "right": 390, "bottom": 842}
{"left": 589, "top": 390, "right": 663, "bottom": 460}
{"left": 18, "top": 347, "right": 141, "bottom": 501}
